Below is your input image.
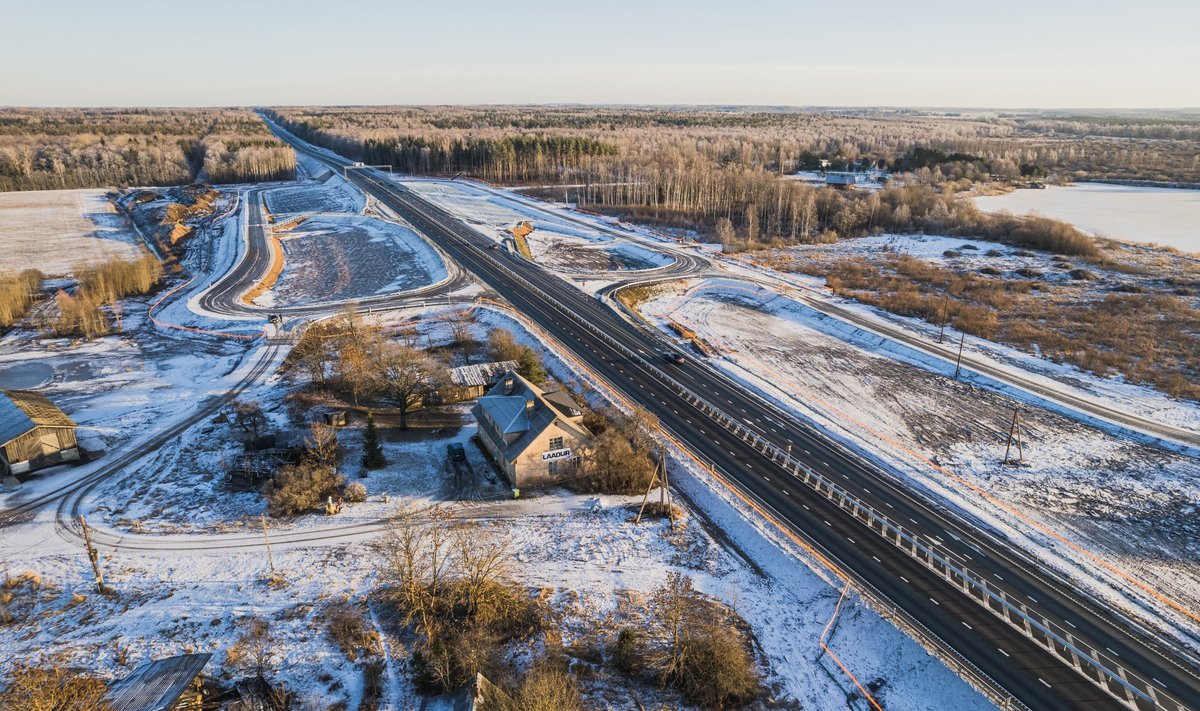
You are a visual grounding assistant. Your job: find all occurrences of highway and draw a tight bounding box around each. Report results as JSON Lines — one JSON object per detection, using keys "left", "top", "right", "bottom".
{"left": 270, "top": 123, "right": 1200, "bottom": 711}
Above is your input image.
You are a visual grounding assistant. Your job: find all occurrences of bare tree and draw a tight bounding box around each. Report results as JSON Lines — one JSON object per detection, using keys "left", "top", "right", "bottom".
{"left": 372, "top": 341, "right": 446, "bottom": 429}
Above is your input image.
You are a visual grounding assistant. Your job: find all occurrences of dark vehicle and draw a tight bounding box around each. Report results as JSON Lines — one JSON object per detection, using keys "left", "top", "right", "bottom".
{"left": 447, "top": 442, "right": 466, "bottom": 461}
{"left": 488, "top": 243, "right": 500, "bottom": 250}
{"left": 663, "top": 352, "right": 686, "bottom": 365}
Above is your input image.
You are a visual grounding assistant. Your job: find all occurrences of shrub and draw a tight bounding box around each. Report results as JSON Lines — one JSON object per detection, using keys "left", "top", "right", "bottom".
{"left": 263, "top": 460, "right": 346, "bottom": 516}
{"left": 506, "top": 664, "right": 583, "bottom": 711}
{"left": 677, "top": 623, "right": 761, "bottom": 710}
{"left": 1070, "top": 268, "right": 1098, "bottom": 281}
{"left": 326, "top": 601, "right": 381, "bottom": 662}
{"left": 344, "top": 481, "right": 368, "bottom": 503}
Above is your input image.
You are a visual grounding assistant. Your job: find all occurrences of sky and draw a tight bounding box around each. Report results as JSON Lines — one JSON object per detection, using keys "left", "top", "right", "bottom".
{"left": 3, "top": 0, "right": 1198, "bottom": 108}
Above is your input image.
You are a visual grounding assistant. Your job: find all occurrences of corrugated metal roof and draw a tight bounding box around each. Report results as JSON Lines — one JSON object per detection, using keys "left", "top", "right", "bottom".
{"left": 448, "top": 360, "right": 519, "bottom": 388}
{"left": 104, "top": 653, "right": 211, "bottom": 711}
{"left": 1, "top": 390, "right": 76, "bottom": 448}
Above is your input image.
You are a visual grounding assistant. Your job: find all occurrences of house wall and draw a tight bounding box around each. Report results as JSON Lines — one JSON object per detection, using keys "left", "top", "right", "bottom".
{"left": 510, "top": 423, "right": 586, "bottom": 489}
{"left": 1, "top": 426, "right": 79, "bottom": 475}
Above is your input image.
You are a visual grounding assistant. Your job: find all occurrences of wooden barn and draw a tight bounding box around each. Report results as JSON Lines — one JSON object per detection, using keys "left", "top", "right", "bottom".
{"left": 0, "top": 390, "right": 79, "bottom": 478}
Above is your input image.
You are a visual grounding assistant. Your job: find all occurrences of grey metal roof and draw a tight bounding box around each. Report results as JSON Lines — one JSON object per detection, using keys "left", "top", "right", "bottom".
{"left": 0, "top": 394, "right": 36, "bottom": 448}
{"left": 0, "top": 390, "right": 76, "bottom": 448}
{"left": 448, "top": 360, "right": 519, "bottom": 388}
{"left": 472, "top": 370, "right": 590, "bottom": 464}
{"left": 104, "top": 653, "right": 212, "bottom": 711}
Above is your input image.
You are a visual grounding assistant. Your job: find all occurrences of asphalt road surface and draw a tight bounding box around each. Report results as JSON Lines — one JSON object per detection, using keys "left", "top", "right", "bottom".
{"left": 270, "top": 122, "right": 1200, "bottom": 711}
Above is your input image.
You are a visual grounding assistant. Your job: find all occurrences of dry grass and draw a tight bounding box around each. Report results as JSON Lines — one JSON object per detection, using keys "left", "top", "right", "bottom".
{"left": 325, "top": 600, "right": 381, "bottom": 662}
{"left": 814, "top": 254, "right": 1200, "bottom": 400}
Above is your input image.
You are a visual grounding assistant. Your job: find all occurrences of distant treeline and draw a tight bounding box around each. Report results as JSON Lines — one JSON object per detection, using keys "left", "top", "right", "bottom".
{"left": 0, "top": 108, "right": 294, "bottom": 191}
{"left": 267, "top": 106, "right": 1194, "bottom": 256}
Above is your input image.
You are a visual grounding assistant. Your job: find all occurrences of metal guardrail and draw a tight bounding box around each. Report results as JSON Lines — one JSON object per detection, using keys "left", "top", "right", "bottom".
{"left": 375, "top": 173, "right": 1187, "bottom": 711}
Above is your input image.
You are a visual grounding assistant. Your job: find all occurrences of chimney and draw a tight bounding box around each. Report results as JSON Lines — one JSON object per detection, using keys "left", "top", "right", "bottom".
{"left": 504, "top": 377, "right": 514, "bottom": 395}
{"left": 525, "top": 399, "right": 535, "bottom": 415}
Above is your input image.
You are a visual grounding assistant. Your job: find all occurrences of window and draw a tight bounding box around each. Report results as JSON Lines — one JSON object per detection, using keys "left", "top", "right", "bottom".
{"left": 548, "top": 436, "right": 564, "bottom": 451}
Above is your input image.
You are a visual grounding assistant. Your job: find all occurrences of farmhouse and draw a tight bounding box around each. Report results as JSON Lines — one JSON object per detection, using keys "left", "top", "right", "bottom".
{"left": 472, "top": 370, "right": 591, "bottom": 489}
{"left": 0, "top": 390, "right": 79, "bottom": 478}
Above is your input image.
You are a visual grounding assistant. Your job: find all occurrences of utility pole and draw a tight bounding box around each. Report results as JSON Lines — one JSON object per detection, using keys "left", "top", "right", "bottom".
{"left": 938, "top": 293, "right": 949, "bottom": 343}
{"left": 635, "top": 458, "right": 660, "bottom": 524}
{"left": 1003, "top": 407, "right": 1025, "bottom": 465}
{"left": 79, "top": 516, "right": 106, "bottom": 594}
{"left": 954, "top": 331, "right": 966, "bottom": 379}
{"left": 261, "top": 513, "right": 275, "bottom": 574}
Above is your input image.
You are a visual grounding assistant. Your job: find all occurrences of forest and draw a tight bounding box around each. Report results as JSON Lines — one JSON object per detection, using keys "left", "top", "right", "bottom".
{"left": 266, "top": 107, "right": 1199, "bottom": 254}
{"left": 0, "top": 108, "right": 294, "bottom": 191}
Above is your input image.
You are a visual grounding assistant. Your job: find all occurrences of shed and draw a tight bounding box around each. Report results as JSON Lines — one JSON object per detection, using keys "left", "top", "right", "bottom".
{"left": 443, "top": 360, "right": 519, "bottom": 401}
{"left": 104, "top": 653, "right": 212, "bottom": 711}
{"left": 0, "top": 390, "right": 79, "bottom": 478}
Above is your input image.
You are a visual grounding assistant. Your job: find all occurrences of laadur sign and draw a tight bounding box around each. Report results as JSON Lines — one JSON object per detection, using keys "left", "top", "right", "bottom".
{"left": 541, "top": 448, "right": 572, "bottom": 462}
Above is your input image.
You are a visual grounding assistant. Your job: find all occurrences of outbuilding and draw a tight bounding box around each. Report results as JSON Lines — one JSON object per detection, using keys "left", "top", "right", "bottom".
{"left": 0, "top": 390, "right": 79, "bottom": 478}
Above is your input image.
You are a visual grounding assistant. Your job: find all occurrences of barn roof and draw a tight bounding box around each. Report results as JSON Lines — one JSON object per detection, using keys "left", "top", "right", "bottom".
{"left": 0, "top": 390, "right": 76, "bottom": 448}
{"left": 104, "top": 653, "right": 212, "bottom": 711}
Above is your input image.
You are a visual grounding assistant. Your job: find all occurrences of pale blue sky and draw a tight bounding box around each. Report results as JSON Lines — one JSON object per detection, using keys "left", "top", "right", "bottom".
{"left": 3, "top": 0, "right": 1197, "bottom": 107}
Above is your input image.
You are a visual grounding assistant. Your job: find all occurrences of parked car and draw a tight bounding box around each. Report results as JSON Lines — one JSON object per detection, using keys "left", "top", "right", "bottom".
{"left": 447, "top": 442, "right": 466, "bottom": 461}
{"left": 663, "top": 352, "right": 686, "bottom": 365}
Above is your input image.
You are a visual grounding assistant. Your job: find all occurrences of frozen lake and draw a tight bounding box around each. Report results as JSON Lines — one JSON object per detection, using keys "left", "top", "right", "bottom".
{"left": 974, "top": 183, "right": 1200, "bottom": 254}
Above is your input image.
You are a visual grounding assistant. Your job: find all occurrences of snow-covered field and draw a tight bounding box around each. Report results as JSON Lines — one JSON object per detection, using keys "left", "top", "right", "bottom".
{"left": 262, "top": 215, "right": 448, "bottom": 307}
{"left": 0, "top": 188, "right": 145, "bottom": 274}
{"left": 638, "top": 277, "right": 1200, "bottom": 647}
{"left": 974, "top": 183, "right": 1200, "bottom": 253}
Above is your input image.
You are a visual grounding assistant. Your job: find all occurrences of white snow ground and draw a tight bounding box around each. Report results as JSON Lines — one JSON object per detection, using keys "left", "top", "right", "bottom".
{"left": 638, "top": 278, "right": 1200, "bottom": 651}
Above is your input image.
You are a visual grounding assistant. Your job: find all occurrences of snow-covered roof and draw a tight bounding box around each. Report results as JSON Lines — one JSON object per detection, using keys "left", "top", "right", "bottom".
{"left": 104, "top": 653, "right": 212, "bottom": 711}
{"left": 448, "top": 360, "right": 519, "bottom": 388}
{"left": 0, "top": 390, "right": 76, "bottom": 448}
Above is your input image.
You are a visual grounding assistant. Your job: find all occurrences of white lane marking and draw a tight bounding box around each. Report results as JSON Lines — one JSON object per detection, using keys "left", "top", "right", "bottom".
{"left": 783, "top": 490, "right": 790, "bottom": 496}
{"left": 846, "top": 537, "right": 855, "bottom": 544}
{"left": 998, "top": 648, "right": 1010, "bottom": 658}
{"left": 962, "top": 621, "right": 972, "bottom": 630}
{"left": 1153, "top": 678, "right": 1167, "bottom": 689}
{"left": 900, "top": 576, "right": 909, "bottom": 583}
{"left": 1106, "top": 647, "right": 1120, "bottom": 657}
{"left": 823, "top": 520, "right": 832, "bottom": 526}
{"left": 1064, "top": 619, "right": 1076, "bottom": 629}
{"left": 993, "top": 573, "right": 1003, "bottom": 581}
{"left": 1027, "top": 595, "right": 1038, "bottom": 604}
{"left": 872, "top": 556, "right": 881, "bottom": 563}
{"left": 885, "top": 502, "right": 894, "bottom": 509}
{"left": 929, "top": 598, "right": 940, "bottom": 606}
{"left": 1038, "top": 679, "right": 1051, "bottom": 689}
